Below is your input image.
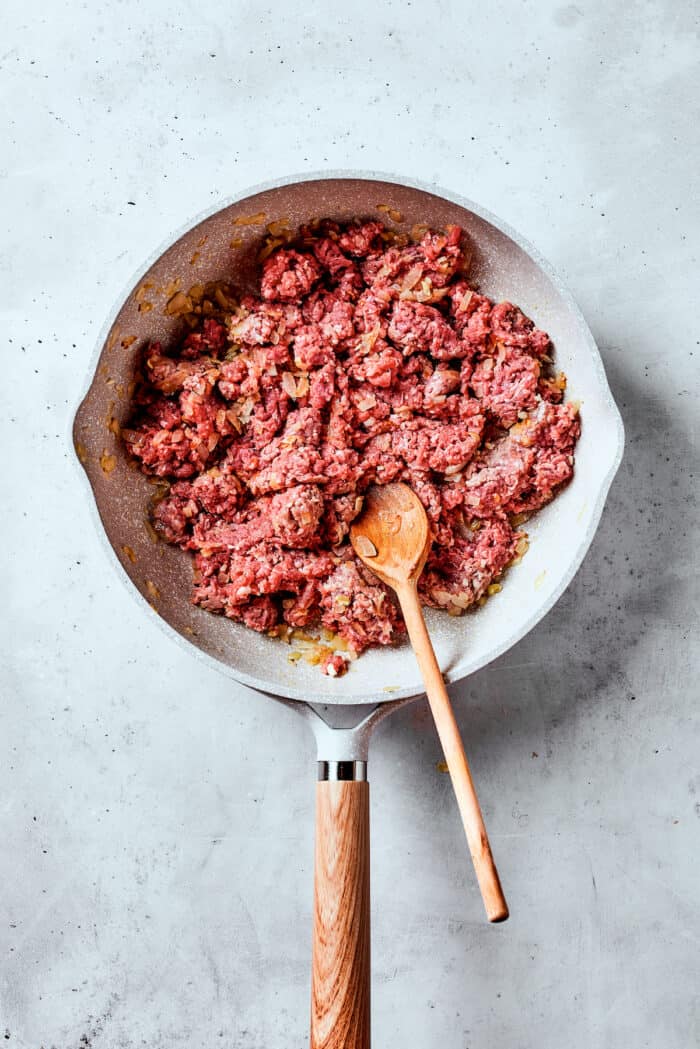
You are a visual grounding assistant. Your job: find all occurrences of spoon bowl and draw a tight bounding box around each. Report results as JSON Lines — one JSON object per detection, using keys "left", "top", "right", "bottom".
{"left": 350, "top": 483, "right": 431, "bottom": 589}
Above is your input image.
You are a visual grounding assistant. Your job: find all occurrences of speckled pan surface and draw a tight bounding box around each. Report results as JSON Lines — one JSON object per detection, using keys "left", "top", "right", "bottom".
{"left": 73, "top": 173, "right": 624, "bottom": 705}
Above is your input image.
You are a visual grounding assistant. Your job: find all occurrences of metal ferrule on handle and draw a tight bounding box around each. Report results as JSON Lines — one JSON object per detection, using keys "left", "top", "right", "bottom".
{"left": 317, "top": 760, "right": 368, "bottom": 782}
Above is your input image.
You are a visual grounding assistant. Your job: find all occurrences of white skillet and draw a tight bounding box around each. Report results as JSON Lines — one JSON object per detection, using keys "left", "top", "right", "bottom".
{"left": 73, "top": 173, "right": 625, "bottom": 1047}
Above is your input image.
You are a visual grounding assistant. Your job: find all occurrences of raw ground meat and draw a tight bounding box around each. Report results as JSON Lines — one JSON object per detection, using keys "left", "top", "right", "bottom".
{"left": 123, "top": 219, "right": 580, "bottom": 675}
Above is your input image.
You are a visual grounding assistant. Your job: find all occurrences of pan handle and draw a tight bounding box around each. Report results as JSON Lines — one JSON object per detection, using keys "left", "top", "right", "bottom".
{"left": 311, "top": 761, "right": 370, "bottom": 1049}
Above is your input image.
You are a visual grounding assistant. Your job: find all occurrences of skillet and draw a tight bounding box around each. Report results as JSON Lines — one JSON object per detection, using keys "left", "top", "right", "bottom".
{"left": 73, "top": 173, "right": 624, "bottom": 1048}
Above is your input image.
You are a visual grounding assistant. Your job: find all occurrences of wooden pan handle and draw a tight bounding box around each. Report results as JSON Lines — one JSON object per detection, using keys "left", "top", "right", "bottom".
{"left": 397, "top": 583, "right": 509, "bottom": 923}
{"left": 311, "top": 780, "right": 371, "bottom": 1049}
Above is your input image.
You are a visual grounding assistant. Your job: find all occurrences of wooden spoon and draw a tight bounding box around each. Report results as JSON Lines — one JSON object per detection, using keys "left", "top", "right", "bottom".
{"left": 350, "top": 482, "right": 508, "bottom": 923}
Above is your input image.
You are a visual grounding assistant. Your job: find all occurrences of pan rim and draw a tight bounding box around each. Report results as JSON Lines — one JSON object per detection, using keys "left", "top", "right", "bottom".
{"left": 71, "top": 169, "right": 625, "bottom": 706}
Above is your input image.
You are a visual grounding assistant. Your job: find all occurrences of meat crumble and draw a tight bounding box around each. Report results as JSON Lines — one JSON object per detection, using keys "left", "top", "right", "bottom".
{"left": 123, "top": 220, "right": 580, "bottom": 676}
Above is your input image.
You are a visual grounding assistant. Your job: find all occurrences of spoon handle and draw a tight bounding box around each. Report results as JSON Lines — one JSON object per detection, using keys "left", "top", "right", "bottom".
{"left": 397, "top": 583, "right": 509, "bottom": 923}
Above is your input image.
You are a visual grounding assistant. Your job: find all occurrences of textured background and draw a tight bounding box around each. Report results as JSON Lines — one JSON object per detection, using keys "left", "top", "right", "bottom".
{"left": 2, "top": 1, "right": 698, "bottom": 1046}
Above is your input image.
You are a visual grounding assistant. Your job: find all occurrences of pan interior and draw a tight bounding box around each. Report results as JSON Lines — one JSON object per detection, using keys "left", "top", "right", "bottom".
{"left": 73, "top": 176, "right": 623, "bottom": 705}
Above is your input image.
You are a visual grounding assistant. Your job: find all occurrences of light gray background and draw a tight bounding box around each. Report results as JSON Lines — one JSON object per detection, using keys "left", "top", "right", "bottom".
{"left": 2, "top": 2, "right": 698, "bottom": 1047}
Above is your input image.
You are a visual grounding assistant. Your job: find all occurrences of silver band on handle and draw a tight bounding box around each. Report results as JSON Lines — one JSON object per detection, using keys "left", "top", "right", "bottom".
{"left": 317, "top": 760, "right": 368, "bottom": 782}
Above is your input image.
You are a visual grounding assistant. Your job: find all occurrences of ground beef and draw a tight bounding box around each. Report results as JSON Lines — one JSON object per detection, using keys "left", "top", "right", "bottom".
{"left": 419, "top": 518, "right": 520, "bottom": 613}
{"left": 123, "top": 219, "right": 580, "bottom": 674}
{"left": 260, "top": 249, "right": 321, "bottom": 303}
{"left": 470, "top": 346, "right": 540, "bottom": 428}
{"left": 388, "top": 300, "right": 464, "bottom": 359}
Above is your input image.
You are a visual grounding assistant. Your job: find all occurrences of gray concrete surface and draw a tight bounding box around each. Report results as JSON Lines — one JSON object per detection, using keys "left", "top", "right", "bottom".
{"left": 2, "top": 1, "right": 698, "bottom": 1046}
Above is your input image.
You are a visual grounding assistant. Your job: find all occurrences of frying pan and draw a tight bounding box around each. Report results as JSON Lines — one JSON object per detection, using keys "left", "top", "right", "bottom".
{"left": 72, "top": 174, "right": 624, "bottom": 1048}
